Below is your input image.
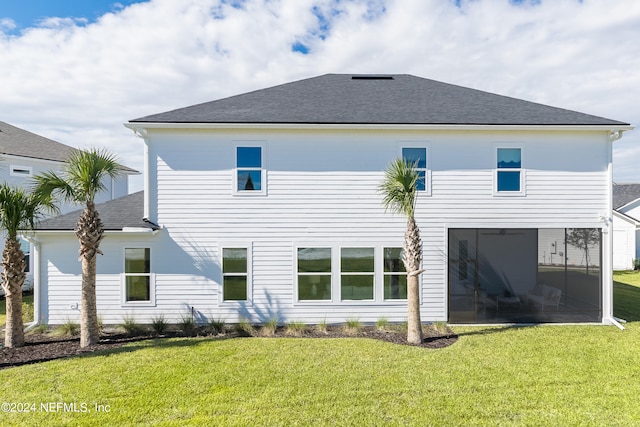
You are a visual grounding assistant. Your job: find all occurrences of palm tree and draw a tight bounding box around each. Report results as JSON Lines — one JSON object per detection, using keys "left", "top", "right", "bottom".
{"left": 379, "top": 158, "right": 424, "bottom": 344}
{"left": 0, "top": 185, "right": 56, "bottom": 348}
{"left": 33, "top": 148, "right": 124, "bottom": 347}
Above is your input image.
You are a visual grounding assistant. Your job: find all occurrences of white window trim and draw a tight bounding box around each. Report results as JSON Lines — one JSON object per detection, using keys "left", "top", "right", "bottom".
{"left": 293, "top": 244, "right": 414, "bottom": 305}
{"left": 10, "top": 165, "right": 33, "bottom": 177}
{"left": 339, "top": 246, "right": 376, "bottom": 302}
{"left": 399, "top": 143, "right": 432, "bottom": 196}
{"left": 233, "top": 142, "right": 267, "bottom": 196}
{"left": 121, "top": 247, "right": 156, "bottom": 307}
{"left": 219, "top": 243, "right": 253, "bottom": 304}
{"left": 493, "top": 145, "right": 526, "bottom": 197}
{"left": 382, "top": 246, "right": 408, "bottom": 301}
{"left": 295, "top": 246, "right": 334, "bottom": 304}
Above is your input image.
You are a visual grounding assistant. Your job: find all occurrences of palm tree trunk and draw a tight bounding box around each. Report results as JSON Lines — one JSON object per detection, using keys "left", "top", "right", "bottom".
{"left": 80, "top": 255, "right": 99, "bottom": 347}
{"left": 404, "top": 216, "right": 423, "bottom": 344}
{"left": 2, "top": 237, "right": 26, "bottom": 348}
{"left": 76, "top": 202, "right": 104, "bottom": 347}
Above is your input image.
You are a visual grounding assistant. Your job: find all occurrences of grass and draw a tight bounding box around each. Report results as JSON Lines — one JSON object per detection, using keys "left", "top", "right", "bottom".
{"left": 0, "top": 273, "right": 639, "bottom": 425}
{"left": 120, "top": 315, "right": 143, "bottom": 337}
{"left": 0, "top": 293, "right": 34, "bottom": 327}
{"left": 285, "top": 320, "right": 307, "bottom": 336}
{"left": 53, "top": 319, "right": 80, "bottom": 337}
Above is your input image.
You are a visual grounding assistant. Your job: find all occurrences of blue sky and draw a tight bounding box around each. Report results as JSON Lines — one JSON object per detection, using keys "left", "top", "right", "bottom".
{"left": 0, "top": 0, "right": 638, "bottom": 192}
{"left": 0, "top": 0, "right": 147, "bottom": 31}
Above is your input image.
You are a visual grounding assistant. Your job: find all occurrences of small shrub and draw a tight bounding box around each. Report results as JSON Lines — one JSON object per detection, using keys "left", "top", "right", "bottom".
{"left": 315, "top": 318, "right": 329, "bottom": 334}
{"left": 261, "top": 317, "right": 279, "bottom": 336}
{"left": 208, "top": 317, "right": 226, "bottom": 335}
{"left": 180, "top": 314, "right": 197, "bottom": 336}
{"left": 97, "top": 315, "right": 104, "bottom": 335}
{"left": 28, "top": 323, "right": 49, "bottom": 335}
{"left": 120, "top": 315, "right": 142, "bottom": 336}
{"left": 286, "top": 320, "right": 307, "bottom": 336}
{"left": 54, "top": 319, "right": 80, "bottom": 337}
{"left": 151, "top": 315, "right": 168, "bottom": 336}
{"left": 633, "top": 258, "right": 640, "bottom": 271}
{"left": 376, "top": 316, "right": 389, "bottom": 331}
{"left": 235, "top": 318, "right": 254, "bottom": 336}
{"left": 343, "top": 318, "right": 362, "bottom": 335}
{"left": 432, "top": 321, "right": 448, "bottom": 334}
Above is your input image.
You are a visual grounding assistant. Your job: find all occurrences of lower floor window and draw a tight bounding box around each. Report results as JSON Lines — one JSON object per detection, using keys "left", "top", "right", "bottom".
{"left": 124, "top": 248, "right": 152, "bottom": 303}
{"left": 341, "top": 248, "right": 374, "bottom": 300}
{"left": 384, "top": 248, "right": 407, "bottom": 299}
{"left": 222, "top": 248, "right": 248, "bottom": 301}
{"left": 296, "top": 246, "right": 405, "bottom": 302}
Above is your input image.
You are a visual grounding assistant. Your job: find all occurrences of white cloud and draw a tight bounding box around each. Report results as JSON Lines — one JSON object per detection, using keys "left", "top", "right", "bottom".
{"left": 0, "top": 0, "right": 638, "bottom": 191}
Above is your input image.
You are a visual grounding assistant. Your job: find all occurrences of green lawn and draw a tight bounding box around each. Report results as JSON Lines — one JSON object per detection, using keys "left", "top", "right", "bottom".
{"left": 1, "top": 275, "right": 639, "bottom": 426}
{"left": 0, "top": 293, "right": 34, "bottom": 327}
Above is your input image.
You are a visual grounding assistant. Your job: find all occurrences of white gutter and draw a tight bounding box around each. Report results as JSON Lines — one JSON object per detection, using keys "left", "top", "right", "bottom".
{"left": 23, "top": 235, "right": 41, "bottom": 330}
{"left": 125, "top": 122, "right": 635, "bottom": 133}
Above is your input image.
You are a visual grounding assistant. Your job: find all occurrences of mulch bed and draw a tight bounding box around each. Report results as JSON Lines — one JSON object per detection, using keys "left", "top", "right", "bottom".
{"left": 0, "top": 325, "right": 457, "bottom": 370}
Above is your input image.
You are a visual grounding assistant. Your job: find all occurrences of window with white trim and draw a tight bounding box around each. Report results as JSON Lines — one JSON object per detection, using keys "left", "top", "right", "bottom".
{"left": 401, "top": 147, "right": 427, "bottom": 191}
{"left": 297, "top": 248, "right": 332, "bottom": 301}
{"left": 235, "top": 146, "right": 264, "bottom": 193}
{"left": 496, "top": 147, "right": 523, "bottom": 193}
{"left": 10, "top": 165, "right": 32, "bottom": 177}
{"left": 383, "top": 247, "right": 407, "bottom": 300}
{"left": 222, "top": 248, "right": 249, "bottom": 301}
{"left": 340, "top": 247, "right": 374, "bottom": 300}
{"left": 123, "top": 248, "right": 153, "bottom": 304}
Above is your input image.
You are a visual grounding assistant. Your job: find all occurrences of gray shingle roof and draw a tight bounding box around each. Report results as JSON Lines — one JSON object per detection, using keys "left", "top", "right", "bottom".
{"left": 0, "top": 121, "right": 77, "bottom": 162}
{"left": 131, "top": 74, "right": 629, "bottom": 126}
{"left": 36, "top": 191, "right": 159, "bottom": 231}
{"left": 1, "top": 121, "right": 138, "bottom": 173}
{"left": 613, "top": 184, "right": 640, "bottom": 209}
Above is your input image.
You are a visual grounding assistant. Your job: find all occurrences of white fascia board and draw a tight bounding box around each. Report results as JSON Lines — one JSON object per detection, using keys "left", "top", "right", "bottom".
{"left": 33, "top": 229, "right": 160, "bottom": 236}
{"left": 125, "top": 122, "right": 634, "bottom": 133}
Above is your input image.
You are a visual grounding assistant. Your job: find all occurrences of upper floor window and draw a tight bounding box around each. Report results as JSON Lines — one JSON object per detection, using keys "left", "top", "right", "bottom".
{"left": 123, "top": 248, "right": 154, "bottom": 305}
{"left": 496, "top": 147, "right": 523, "bottom": 194}
{"left": 402, "top": 147, "right": 427, "bottom": 191}
{"left": 10, "top": 165, "right": 33, "bottom": 177}
{"left": 236, "top": 146, "right": 264, "bottom": 193}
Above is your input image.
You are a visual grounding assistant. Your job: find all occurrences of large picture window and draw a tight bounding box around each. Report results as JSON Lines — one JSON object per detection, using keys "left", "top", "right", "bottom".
{"left": 298, "top": 248, "right": 332, "bottom": 301}
{"left": 496, "top": 148, "right": 522, "bottom": 193}
{"left": 384, "top": 248, "right": 407, "bottom": 299}
{"left": 124, "top": 248, "right": 152, "bottom": 303}
{"left": 222, "top": 248, "right": 248, "bottom": 301}
{"left": 341, "top": 248, "right": 374, "bottom": 300}
{"left": 236, "top": 146, "right": 263, "bottom": 192}
{"left": 402, "top": 147, "right": 427, "bottom": 191}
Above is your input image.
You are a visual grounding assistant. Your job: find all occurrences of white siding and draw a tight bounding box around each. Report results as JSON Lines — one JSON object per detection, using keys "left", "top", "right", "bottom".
{"left": 612, "top": 212, "right": 637, "bottom": 270}
{"left": 40, "top": 127, "right": 614, "bottom": 325}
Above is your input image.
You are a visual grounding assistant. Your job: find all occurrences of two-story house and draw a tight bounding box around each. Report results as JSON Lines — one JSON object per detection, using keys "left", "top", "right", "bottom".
{"left": 33, "top": 74, "right": 633, "bottom": 326}
{"left": 1, "top": 121, "right": 135, "bottom": 294}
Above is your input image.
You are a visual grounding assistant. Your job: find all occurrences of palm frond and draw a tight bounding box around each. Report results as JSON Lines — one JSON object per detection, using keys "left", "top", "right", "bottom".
{"left": 378, "top": 158, "right": 420, "bottom": 217}
{"left": 0, "top": 184, "right": 56, "bottom": 238}
{"left": 66, "top": 148, "right": 125, "bottom": 203}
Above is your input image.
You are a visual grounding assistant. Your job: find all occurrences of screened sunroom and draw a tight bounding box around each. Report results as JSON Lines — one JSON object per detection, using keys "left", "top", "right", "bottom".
{"left": 448, "top": 228, "right": 602, "bottom": 323}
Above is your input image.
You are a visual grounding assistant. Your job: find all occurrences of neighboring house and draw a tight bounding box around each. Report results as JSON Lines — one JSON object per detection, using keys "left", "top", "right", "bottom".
{"left": 0, "top": 121, "right": 135, "bottom": 294}
{"left": 33, "top": 74, "right": 633, "bottom": 326}
{"left": 612, "top": 183, "right": 640, "bottom": 270}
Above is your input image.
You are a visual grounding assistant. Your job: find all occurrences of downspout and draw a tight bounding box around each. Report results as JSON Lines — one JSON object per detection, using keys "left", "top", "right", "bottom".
{"left": 24, "top": 236, "right": 41, "bottom": 331}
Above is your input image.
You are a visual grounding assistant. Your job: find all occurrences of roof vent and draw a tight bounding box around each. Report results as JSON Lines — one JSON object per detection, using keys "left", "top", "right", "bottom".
{"left": 351, "top": 75, "right": 394, "bottom": 80}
